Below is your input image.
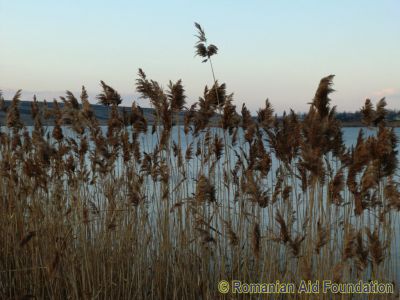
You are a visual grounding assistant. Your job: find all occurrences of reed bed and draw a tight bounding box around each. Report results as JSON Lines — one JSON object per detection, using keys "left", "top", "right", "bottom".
{"left": 1, "top": 25, "right": 399, "bottom": 300}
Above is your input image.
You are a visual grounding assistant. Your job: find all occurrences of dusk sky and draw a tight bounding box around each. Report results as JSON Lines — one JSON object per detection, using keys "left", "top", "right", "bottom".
{"left": 1, "top": 0, "right": 399, "bottom": 114}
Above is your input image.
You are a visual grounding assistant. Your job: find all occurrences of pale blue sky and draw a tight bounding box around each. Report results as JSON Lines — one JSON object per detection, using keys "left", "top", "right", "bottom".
{"left": 1, "top": 0, "right": 399, "bottom": 113}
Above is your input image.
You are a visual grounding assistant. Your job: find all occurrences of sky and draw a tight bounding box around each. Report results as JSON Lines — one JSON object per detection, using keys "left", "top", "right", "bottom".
{"left": 1, "top": 0, "right": 399, "bottom": 114}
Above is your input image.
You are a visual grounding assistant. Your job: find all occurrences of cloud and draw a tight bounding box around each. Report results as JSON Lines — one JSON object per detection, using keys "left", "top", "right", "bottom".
{"left": 372, "top": 87, "right": 399, "bottom": 98}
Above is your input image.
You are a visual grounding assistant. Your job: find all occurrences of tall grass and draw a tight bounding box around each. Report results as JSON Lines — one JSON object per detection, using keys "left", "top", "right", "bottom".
{"left": 0, "top": 25, "right": 399, "bottom": 300}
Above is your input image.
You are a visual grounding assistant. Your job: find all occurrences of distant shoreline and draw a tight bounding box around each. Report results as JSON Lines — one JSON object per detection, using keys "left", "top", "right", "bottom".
{"left": 338, "top": 121, "right": 400, "bottom": 128}
{"left": 1, "top": 100, "right": 399, "bottom": 128}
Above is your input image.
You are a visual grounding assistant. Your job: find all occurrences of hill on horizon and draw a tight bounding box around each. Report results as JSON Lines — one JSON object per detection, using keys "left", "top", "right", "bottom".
{"left": 0, "top": 99, "right": 399, "bottom": 127}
